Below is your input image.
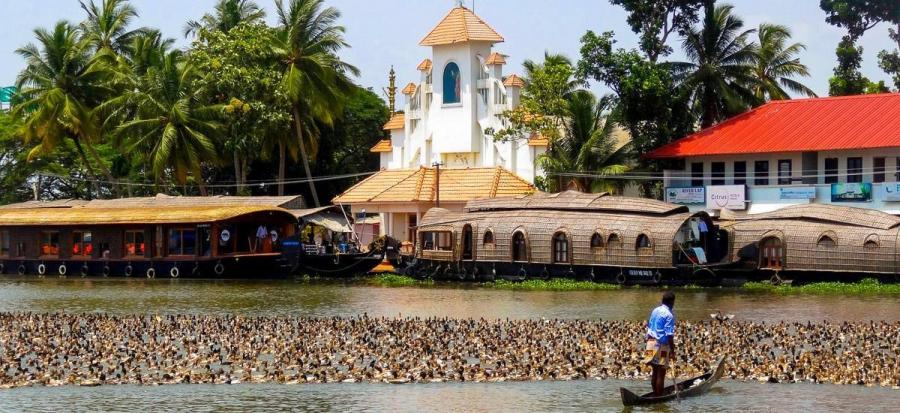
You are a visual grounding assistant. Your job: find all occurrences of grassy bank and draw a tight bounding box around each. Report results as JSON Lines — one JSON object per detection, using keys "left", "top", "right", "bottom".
{"left": 369, "top": 274, "right": 619, "bottom": 291}
{"left": 742, "top": 278, "right": 900, "bottom": 294}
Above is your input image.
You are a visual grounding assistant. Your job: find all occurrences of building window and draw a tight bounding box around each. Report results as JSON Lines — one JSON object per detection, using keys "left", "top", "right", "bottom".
{"left": 40, "top": 231, "right": 60, "bottom": 256}
{"left": 483, "top": 230, "right": 494, "bottom": 246}
{"left": 442, "top": 62, "right": 461, "bottom": 104}
{"left": 72, "top": 231, "right": 93, "bottom": 257}
{"left": 691, "top": 162, "right": 704, "bottom": 187}
{"left": 734, "top": 161, "right": 747, "bottom": 185}
{"left": 711, "top": 162, "right": 725, "bottom": 186}
{"left": 874, "top": 157, "right": 886, "bottom": 183}
{"left": 512, "top": 231, "right": 528, "bottom": 262}
{"left": 125, "top": 230, "right": 146, "bottom": 257}
{"left": 552, "top": 232, "right": 569, "bottom": 263}
{"left": 0, "top": 230, "right": 9, "bottom": 257}
{"left": 636, "top": 234, "right": 653, "bottom": 249}
{"left": 847, "top": 157, "right": 863, "bottom": 183}
{"left": 168, "top": 228, "right": 196, "bottom": 256}
{"left": 754, "top": 161, "right": 769, "bottom": 186}
{"left": 824, "top": 158, "right": 838, "bottom": 184}
{"left": 590, "top": 233, "right": 604, "bottom": 249}
{"left": 777, "top": 160, "right": 792, "bottom": 185}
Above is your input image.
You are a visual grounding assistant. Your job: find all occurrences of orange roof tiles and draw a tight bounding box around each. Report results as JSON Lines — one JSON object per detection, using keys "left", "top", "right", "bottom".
{"left": 419, "top": 6, "right": 504, "bottom": 46}
{"left": 646, "top": 94, "right": 900, "bottom": 159}
{"left": 369, "top": 139, "right": 392, "bottom": 153}
{"left": 485, "top": 52, "right": 506, "bottom": 65}
{"left": 401, "top": 82, "right": 417, "bottom": 95}
{"left": 383, "top": 113, "right": 405, "bottom": 130}
{"left": 333, "top": 167, "right": 535, "bottom": 204}
{"left": 417, "top": 59, "right": 432, "bottom": 71}
{"left": 528, "top": 132, "right": 549, "bottom": 146}
{"left": 503, "top": 74, "right": 525, "bottom": 87}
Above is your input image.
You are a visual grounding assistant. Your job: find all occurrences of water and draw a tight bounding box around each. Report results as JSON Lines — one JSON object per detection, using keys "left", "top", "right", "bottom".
{"left": 0, "top": 275, "right": 897, "bottom": 412}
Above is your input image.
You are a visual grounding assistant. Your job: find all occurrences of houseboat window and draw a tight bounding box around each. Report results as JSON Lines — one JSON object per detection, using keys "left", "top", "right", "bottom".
{"left": 552, "top": 232, "right": 569, "bottom": 263}
{"left": 422, "top": 232, "right": 451, "bottom": 251}
{"left": 816, "top": 234, "right": 836, "bottom": 248}
{"left": 864, "top": 240, "right": 879, "bottom": 249}
{"left": 760, "top": 237, "right": 783, "bottom": 269}
{"left": 824, "top": 158, "right": 838, "bottom": 184}
{"left": 847, "top": 157, "right": 863, "bottom": 183}
{"left": 636, "top": 234, "right": 652, "bottom": 249}
{"left": 607, "top": 233, "right": 622, "bottom": 248}
{"left": 483, "top": 230, "right": 495, "bottom": 245}
{"left": 462, "top": 225, "right": 474, "bottom": 260}
{"left": 512, "top": 231, "right": 528, "bottom": 262}
{"left": 442, "top": 62, "right": 461, "bottom": 104}
{"left": 777, "top": 160, "right": 792, "bottom": 185}
{"left": 125, "top": 230, "right": 146, "bottom": 257}
{"left": 168, "top": 228, "right": 197, "bottom": 256}
{"left": 40, "top": 231, "right": 60, "bottom": 256}
{"left": 733, "top": 161, "right": 747, "bottom": 185}
{"left": 72, "top": 231, "right": 93, "bottom": 257}
{"left": 873, "top": 157, "right": 886, "bottom": 183}
{"left": 754, "top": 161, "right": 769, "bottom": 186}
{"left": 711, "top": 162, "right": 725, "bottom": 186}
{"left": 690, "top": 162, "right": 704, "bottom": 187}
{"left": 590, "top": 233, "right": 604, "bottom": 248}
{"left": 16, "top": 242, "right": 26, "bottom": 257}
{"left": 0, "top": 230, "right": 9, "bottom": 257}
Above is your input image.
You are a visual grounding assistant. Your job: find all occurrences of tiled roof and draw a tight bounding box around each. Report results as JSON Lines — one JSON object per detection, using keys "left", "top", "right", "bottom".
{"left": 646, "top": 93, "right": 900, "bottom": 158}
{"left": 527, "top": 132, "right": 549, "bottom": 146}
{"left": 419, "top": 6, "right": 504, "bottom": 46}
{"left": 417, "top": 59, "right": 432, "bottom": 71}
{"left": 503, "top": 74, "right": 525, "bottom": 87}
{"left": 369, "top": 139, "right": 393, "bottom": 153}
{"left": 401, "top": 82, "right": 417, "bottom": 95}
{"left": 383, "top": 113, "right": 405, "bottom": 130}
{"left": 485, "top": 52, "right": 506, "bottom": 65}
{"left": 332, "top": 167, "right": 535, "bottom": 204}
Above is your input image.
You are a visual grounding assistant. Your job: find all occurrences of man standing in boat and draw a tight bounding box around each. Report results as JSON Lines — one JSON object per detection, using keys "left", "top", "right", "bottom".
{"left": 643, "top": 291, "right": 676, "bottom": 397}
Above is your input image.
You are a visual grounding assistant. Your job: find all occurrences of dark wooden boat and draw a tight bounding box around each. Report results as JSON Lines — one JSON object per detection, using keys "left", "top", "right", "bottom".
{"left": 620, "top": 356, "right": 727, "bottom": 406}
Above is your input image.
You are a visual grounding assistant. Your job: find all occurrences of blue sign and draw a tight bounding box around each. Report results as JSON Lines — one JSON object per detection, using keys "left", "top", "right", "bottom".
{"left": 780, "top": 187, "right": 816, "bottom": 200}
{"left": 831, "top": 183, "right": 872, "bottom": 203}
{"left": 665, "top": 187, "right": 705, "bottom": 205}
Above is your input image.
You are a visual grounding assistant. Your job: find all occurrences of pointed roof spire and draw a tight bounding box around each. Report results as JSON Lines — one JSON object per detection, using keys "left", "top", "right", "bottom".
{"left": 419, "top": 6, "right": 504, "bottom": 46}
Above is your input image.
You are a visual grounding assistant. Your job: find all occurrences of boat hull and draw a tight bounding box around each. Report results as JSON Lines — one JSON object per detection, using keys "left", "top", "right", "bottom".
{"left": 620, "top": 356, "right": 727, "bottom": 406}
{"left": 0, "top": 255, "right": 291, "bottom": 279}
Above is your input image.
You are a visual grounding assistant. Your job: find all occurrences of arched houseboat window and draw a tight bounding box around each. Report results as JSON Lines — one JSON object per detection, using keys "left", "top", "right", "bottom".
{"left": 636, "top": 234, "right": 652, "bottom": 249}
{"left": 483, "top": 230, "right": 495, "bottom": 245}
{"left": 590, "top": 233, "right": 604, "bottom": 248}
{"left": 864, "top": 234, "right": 879, "bottom": 250}
{"left": 607, "top": 233, "right": 622, "bottom": 248}
{"left": 816, "top": 234, "right": 836, "bottom": 248}
{"left": 512, "top": 231, "right": 528, "bottom": 262}
{"left": 443, "top": 62, "right": 461, "bottom": 104}
{"left": 552, "top": 232, "right": 569, "bottom": 263}
{"left": 462, "top": 224, "right": 474, "bottom": 260}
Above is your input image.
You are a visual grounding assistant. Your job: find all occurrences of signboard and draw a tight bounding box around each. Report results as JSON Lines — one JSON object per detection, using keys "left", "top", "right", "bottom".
{"left": 831, "top": 183, "right": 872, "bottom": 203}
{"left": 665, "top": 187, "right": 705, "bottom": 205}
{"left": 0, "top": 87, "right": 14, "bottom": 103}
{"left": 706, "top": 185, "right": 746, "bottom": 210}
{"left": 881, "top": 182, "right": 900, "bottom": 201}
{"left": 780, "top": 187, "right": 816, "bottom": 200}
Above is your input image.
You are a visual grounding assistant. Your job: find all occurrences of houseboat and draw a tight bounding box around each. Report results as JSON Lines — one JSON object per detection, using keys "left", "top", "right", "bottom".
{"left": 406, "top": 191, "right": 728, "bottom": 285}
{"left": 282, "top": 205, "right": 384, "bottom": 276}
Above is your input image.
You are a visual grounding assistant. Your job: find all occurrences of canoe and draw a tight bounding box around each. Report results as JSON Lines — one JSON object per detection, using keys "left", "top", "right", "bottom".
{"left": 620, "top": 356, "right": 727, "bottom": 406}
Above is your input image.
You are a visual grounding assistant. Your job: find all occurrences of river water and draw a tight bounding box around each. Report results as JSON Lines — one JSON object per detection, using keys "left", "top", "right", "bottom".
{"left": 0, "top": 276, "right": 897, "bottom": 412}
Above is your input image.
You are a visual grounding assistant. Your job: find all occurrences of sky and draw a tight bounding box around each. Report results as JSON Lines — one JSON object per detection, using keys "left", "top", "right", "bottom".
{"left": 1, "top": 0, "right": 897, "bottom": 99}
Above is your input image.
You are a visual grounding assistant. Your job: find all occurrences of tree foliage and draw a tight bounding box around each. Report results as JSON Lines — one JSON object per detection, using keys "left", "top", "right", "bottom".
{"left": 610, "top": 0, "right": 705, "bottom": 62}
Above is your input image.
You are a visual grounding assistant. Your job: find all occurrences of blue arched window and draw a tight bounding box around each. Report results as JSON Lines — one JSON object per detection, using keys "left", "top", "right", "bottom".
{"left": 443, "top": 62, "right": 461, "bottom": 104}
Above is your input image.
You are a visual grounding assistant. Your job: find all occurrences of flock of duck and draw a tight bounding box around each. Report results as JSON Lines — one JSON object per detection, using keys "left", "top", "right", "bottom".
{"left": 0, "top": 312, "right": 897, "bottom": 389}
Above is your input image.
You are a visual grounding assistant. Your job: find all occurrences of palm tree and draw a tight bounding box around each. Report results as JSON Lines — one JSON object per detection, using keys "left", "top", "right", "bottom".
{"left": 671, "top": 2, "right": 757, "bottom": 128}
{"left": 537, "top": 90, "right": 632, "bottom": 193}
{"left": 750, "top": 24, "right": 817, "bottom": 102}
{"left": 184, "top": 0, "right": 265, "bottom": 37}
{"left": 126, "top": 29, "right": 175, "bottom": 76}
{"left": 13, "top": 21, "right": 117, "bottom": 193}
{"left": 79, "top": 0, "right": 145, "bottom": 54}
{"left": 273, "top": 0, "right": 358, "bottom": 203}
{"left": 522, "top": 52, "right": 582, "bottom": 98}
{"left": 109, "top": 51, "right": 222, "bottom": 194}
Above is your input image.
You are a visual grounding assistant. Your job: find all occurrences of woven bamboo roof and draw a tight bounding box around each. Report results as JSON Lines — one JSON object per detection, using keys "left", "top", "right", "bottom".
{"left": 383, "top": 113, "right": 405, "bottom": 130}
{"left": 419, "top": 6, "right": 504, "bottom": 46}
{"left": 0, "top": 199, "right": 90, "bottom": 209}
{"left": 739, "top": 204, "right": 900, "bottom": 230}
{"left": 503, "top": 74, "right": 525, "bottom": 87}
{"left": 83, "top": 194, "right": 304, "bottom": 209}
{"left": 465, "top": 190, "right": 687, "bottom": 215}
{"left": 417, "top": 59, "right": 432, "bottom": 71}
{"left": 485, "top": 52, "right": 506, "bottom": 65}
{"left": 0, "top": 205, "right": 296, "bottom": 226}
{"left": 332, "top": 167, "right": 535, "bottom": 204}
{"left": 369, "top": 139, "right": 393, "bottom": 153}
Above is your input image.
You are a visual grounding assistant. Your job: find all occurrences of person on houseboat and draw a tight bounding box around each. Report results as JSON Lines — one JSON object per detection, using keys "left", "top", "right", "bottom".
{"left": 642, "top": 291, "right": 676, "bottom": 397}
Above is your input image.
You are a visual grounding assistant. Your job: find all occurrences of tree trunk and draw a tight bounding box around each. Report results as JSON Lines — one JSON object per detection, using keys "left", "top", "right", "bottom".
{"left": 292, "top": 108, "right": 320, "bottom": 206}
{"left": 233, "top": 150, "right": 243, "bottom": 194}
{"left": 241, "top": 158, "right": 249, "bottom": 195}
{"left": 83, "top": 140, "right": 120, "bottom": 197}
{"left": 278, "top": 141, "right": 286, "bottom": 196}
{"left": 71, "top": 138, "right": 101, "bottom": 198}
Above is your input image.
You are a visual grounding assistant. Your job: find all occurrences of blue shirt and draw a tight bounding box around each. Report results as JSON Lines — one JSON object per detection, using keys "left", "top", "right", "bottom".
{"left": 647, "top": 304, "right": 675, "bottom": 344}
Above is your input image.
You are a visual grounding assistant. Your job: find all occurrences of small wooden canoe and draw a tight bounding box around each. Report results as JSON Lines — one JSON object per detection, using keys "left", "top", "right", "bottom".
{"left": 620, "top": 356, "right": 727, "bottom": 406}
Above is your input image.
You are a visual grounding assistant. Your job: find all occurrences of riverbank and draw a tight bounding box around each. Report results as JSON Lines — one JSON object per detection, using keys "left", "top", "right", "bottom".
{"left": 1, "top": 313, "right": 896, "bottom": 389}
{"left": 367, "top": 274, "right": 900, "bottom": 294}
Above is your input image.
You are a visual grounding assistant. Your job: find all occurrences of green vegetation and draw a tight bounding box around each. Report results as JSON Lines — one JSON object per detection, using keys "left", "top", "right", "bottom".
{"left": 370, "top": 273, "right": 434, "bottom": 287}
{"left": 488, "top": 279, "right": 620, "bottom": 291}
{"left": 742, "top": 278, "right": 900, "bottom": 294}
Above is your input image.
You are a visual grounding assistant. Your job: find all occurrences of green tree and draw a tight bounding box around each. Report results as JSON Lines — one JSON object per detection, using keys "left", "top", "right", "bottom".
{"left": 79, "top": 0, "right": 146, "bottom": 54}
{"left": 13, "top": 21, "right": 118, "bottom": 194}
{"left": 273, "top": 0, "right": 358, "bottom": 203}
{"left": 877, "top": 28, "right": 900, "bottom": 90}
{"left": 108, "top": 51, "right": 223, "bottom": 194}
{"left": 751, "top": 24, "right": 817, "bottom": 102}
{"left": 609, "top": 0, "right": 706, "bottom": 62}
{"left": 184, "top": 0, "right": 265, "bottom": 37}
{"left": 671, "top": 2, "right": 756, "bottom": 127}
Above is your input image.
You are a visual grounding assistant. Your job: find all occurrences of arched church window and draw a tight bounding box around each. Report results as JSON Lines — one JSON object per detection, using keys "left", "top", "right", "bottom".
{"left": 443, "top": 62, "right": 461, "bottom": 104}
